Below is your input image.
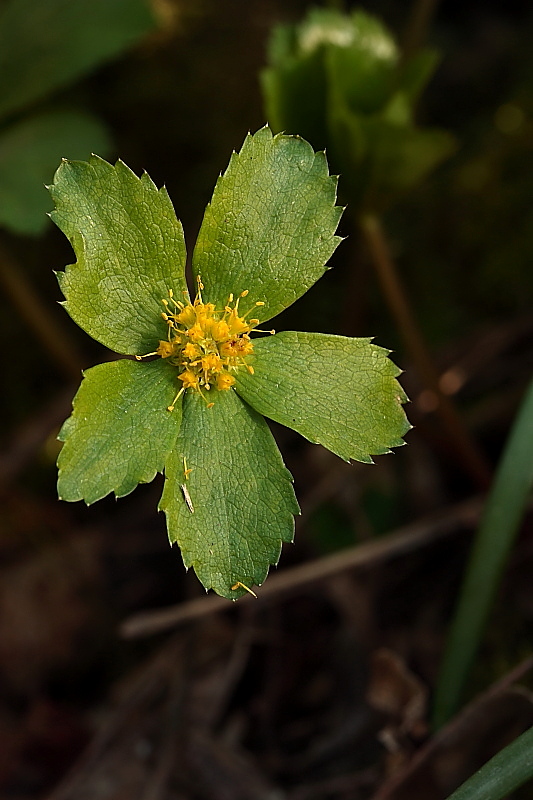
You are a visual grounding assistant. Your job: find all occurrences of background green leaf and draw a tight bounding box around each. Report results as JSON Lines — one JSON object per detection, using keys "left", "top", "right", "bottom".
{"left": 49, "top": 156, "right": 189, "bottom": 354}
{"left": 323, "top": 10, "right": 398, "bottom": 115}
{"left": 326, "top": 88, "right": 456, "bottom": 209}
{"left": 58, "top": 359, "right": 181, "bottom": 504}
{"left": 0, "top": 110, "right": 110, "bottom": 235}
{"left": 160, "top": 389, "right": 299, "bottom": 599}
{"left": 361, "top": 120, "right": 456, "bottom": 206}
{"left": 398, "top": 48, "right": 441, "bottom": 105}
{"left": 235, "top": 331, "right": 410, "bottom": 463}
{"left": 262, "top": 8, "right": 455, "bottom": 212}
{"left": 192, "top": 126, "right": 343, "bottom": 322}
{"left": 262, "top": 26, "right": 330, "bottom": 150}
{"left": 0, "top": 0, "right": 156, "bottom": 121}
{"left": 261, "top": 8, "right": 400, "bottom": 147}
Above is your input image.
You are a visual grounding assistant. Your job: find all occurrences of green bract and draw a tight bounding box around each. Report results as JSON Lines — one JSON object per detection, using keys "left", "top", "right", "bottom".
{"left": 50, "top": 126, "right": 410, "bottom": 599}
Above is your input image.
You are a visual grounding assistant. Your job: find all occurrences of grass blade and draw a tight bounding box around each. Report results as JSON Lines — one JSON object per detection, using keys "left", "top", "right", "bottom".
{"left": 444, "top": 725, "right": 533, "bottom": 800}
{"left": 433, "top": 377, "right": 533, "bottom": 728}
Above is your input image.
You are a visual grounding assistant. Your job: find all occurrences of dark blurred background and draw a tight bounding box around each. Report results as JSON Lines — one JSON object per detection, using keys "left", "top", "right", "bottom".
{"left": 0, "top": 0, "right": 532, "bottom": 797}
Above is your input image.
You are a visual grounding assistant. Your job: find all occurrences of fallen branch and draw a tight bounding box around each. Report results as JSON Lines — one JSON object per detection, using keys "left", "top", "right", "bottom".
{"left": 121, "top": 496, "right": 483, "bottom": 639}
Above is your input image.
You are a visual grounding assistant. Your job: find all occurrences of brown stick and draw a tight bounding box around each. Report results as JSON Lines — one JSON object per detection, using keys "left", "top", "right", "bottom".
{"left": 120, "top": 496, "right": 482, "bottom": 639}
{"left": 0, "top": 387, "right": 75, "bottom": 486}
{"left": 359, "top": 213, "right": 492, "bottom": 490}
{"left": 0, "top": 239, "right": 84, "bottom": 381}
{"left": 401, "top": 0, "right": 442, "bottom": 62}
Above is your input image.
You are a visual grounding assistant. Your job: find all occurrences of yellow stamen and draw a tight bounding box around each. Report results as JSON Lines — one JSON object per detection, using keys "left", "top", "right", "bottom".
{"left": 168, "top": 386, "right": 185, "bottom": 412}
{"left": 231, "top": 581, "right": 257, "bottom": 598}
{"left": 183, "top": 456, "right": 193, "bottom": 480}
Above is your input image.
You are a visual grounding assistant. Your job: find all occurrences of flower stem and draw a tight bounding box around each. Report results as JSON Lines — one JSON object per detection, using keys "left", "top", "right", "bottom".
{"left": 358, "top": 212, "right": 492, "bottom": 491}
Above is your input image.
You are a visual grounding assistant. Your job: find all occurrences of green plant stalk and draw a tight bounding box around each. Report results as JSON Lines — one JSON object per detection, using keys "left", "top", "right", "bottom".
{"left": 444, "top": 725, "right": 533, "bottom": 800}
{"left": 433, "top": 376, "right": 533, "bottom": 728}
{"left": 358, "top": 212, "right": 492, "bottom": 490}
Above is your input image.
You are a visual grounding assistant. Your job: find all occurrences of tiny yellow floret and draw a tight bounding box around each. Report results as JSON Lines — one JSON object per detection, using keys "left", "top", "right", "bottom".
{"left": 182, "top": 342, "right": 200, "bottom": 360}
{"left": 216, "top": 373, "right": 235, "bottom": 391}
{"left": 178, "top": 370, "right": 198, "bottom": 389}
{"left": 176, "top": 306, "right": 196, "bottom": 327}
{"left": 211, "top": 320, "right": 230, "bottom": 341}
{"left": 201, "top": 353, "right": 222, "bottom": 373}
{"left": 156, "top": 340, "right": 177, "bottom": 359}
{"left": 151, "top": 277, "right": 270, "bottom": 409}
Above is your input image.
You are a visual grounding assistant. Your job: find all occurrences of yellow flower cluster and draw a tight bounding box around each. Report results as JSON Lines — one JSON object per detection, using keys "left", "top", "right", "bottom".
{"left": 154, "top": 278, "right": 268, "bottom": 410}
